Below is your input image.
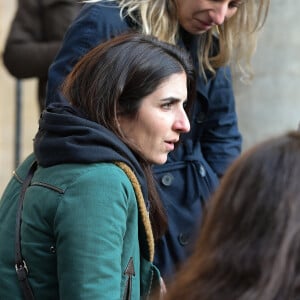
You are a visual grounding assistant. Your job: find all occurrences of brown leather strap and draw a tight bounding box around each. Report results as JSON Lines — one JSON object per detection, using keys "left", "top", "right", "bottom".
{"left": 15, "top": 161, "right": 38, "bottom": 300}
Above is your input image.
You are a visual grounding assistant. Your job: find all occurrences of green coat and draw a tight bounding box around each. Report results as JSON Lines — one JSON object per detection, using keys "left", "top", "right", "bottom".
{"left": 0, "top": 154, "right": 160, "bottom": 299}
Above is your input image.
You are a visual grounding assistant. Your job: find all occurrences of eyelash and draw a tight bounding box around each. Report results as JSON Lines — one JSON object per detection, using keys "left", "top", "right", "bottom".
{"left": 229, "top": 1, "right": 243, "bottom": 9}
{"left": 161, "top": 101, "right": 187, "bottom": 110}
{"left": 161, "top": 102, "right": 173, "bottom": 110}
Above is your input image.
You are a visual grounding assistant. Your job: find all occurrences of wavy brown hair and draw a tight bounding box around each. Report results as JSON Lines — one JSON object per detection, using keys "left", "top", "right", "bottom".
{"left": 163, "top": 131, "right": 300, "bottom": 300}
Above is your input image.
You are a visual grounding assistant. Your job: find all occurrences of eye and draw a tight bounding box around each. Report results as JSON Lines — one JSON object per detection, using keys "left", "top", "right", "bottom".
{"left": 160, "top": 97, "right": 186, "bottom": 110}
{"left": 161, "top": 100, "right": 175, "bottom": 110}
{"left": 229, "top": 0, "right": 243, "bottom": 9}
{"left": 160, "top": 97, "right": 179, "bottom": 110}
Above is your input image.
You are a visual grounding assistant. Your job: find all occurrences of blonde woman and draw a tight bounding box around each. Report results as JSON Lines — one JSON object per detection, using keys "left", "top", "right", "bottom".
{"left": 45, "top": 0, "right": 270, "bottom": 280}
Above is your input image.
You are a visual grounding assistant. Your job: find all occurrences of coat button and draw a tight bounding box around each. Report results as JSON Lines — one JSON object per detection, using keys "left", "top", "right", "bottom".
{"left": 178, "top": 233, "right": 190, "bottom": 246}
{"left": 50, "top": 245, "right": 56, "bottom": 254}
{"left": 161, "top": 173, "right": 174, "bottom": 186}
{"left": 199, "top": 164, "right": 206, "bottom": 177}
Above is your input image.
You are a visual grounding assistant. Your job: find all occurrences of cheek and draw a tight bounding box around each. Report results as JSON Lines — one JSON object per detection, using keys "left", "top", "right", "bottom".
{"left": 177, "top": 2, "right": 190, "bottom": 20}
{"left": 227, "top": 8, "right": 238, "bottom": 19}
{"left": 137, "top": 118, "right": 164, "bottom": 147}
{"left": 131, "top": 119, "right": 157, "bottom": 145}
{"left": 140, "top": 121, "right": 160, "bottom": 141}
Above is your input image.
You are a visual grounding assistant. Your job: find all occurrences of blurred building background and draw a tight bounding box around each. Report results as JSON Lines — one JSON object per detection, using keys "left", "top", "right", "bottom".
{"left": 1, "top": 0, "right": 299, "bottom": 193}
{"left": 234, "top": 0, "right": 300, "bottom": 149}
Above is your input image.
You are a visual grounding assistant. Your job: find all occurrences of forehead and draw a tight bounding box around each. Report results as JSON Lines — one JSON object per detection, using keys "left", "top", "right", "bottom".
{"left": 151, "top": 72, "right": 187, "bottom": 99}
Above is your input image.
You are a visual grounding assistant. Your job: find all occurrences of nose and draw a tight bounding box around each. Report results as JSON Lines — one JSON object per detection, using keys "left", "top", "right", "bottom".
{"left": 209, "top": 4, "right": 232, "bottom": 26}
{"left": 173, "top": 109, "right": 190, "bottom": 133}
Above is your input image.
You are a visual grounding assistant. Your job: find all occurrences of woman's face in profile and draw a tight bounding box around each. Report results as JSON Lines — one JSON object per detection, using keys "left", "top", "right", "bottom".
{"left": 118, "top": 72, "right": 190, "bottom": 164}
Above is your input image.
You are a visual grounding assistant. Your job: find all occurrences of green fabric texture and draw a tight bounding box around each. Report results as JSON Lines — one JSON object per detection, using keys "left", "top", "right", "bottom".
{"left": 0, "top": 153, "right": 159, "bottom": 299}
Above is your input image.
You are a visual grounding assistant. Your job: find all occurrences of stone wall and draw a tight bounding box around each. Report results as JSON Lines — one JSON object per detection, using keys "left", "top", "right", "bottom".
{"left": 233, "top": 0, "right": 300, "bottom": 150}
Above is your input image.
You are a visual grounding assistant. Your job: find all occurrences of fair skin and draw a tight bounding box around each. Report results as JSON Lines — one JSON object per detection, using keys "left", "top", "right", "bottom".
{"left": 118, "top": 72, "right": 190, "bottom": 165}
{"left": 176, "top": 0, "right": 243, "bottom": 34}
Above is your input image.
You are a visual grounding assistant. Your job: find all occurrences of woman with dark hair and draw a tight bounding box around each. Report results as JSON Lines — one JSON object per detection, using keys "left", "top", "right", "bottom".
{"left": 44, "top": 0, "right": 270, "bottom": 279}
{"left": 163, "top": 131, "right": 300, "bottom": 300}
{"left": 0, "top": 32, "right": 195, "bottom": 299}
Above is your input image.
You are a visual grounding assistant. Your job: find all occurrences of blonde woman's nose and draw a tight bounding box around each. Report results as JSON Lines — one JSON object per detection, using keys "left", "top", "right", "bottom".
{"left": 209, "top": 4, "right": 231, "bottom": 25}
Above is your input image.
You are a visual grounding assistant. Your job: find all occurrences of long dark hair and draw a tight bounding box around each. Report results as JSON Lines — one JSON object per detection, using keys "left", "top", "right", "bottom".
{"left": 164, "top": 131, "right": 300, "bottom": 299}
{"left": 61, "top": 32, "right": 195, "bottom": 239}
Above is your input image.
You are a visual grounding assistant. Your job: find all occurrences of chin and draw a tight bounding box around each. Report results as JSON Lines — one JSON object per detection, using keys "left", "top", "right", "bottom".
{"left": 190, "top": 29, "right": 207, "bottom": 35}
{"left": 151, "top": 157, "right": 168, "bottom": 165}
{"left": 158, "top": 158, "right": 168, "bottom": 165}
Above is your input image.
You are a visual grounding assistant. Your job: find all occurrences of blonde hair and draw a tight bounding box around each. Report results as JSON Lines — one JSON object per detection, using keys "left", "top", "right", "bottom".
{"left": 85, "top": 0, "right": 270, "bottom": 80}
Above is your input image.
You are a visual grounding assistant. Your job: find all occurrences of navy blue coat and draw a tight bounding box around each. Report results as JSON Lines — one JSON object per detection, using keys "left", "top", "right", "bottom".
{"left": 45, "top": 1, "right": 242, "bottom": 279}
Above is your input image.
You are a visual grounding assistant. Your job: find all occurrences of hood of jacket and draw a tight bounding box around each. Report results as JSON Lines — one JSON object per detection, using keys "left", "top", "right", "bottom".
{"left": 34, "top": 102, "right": 149, "bottom": 206}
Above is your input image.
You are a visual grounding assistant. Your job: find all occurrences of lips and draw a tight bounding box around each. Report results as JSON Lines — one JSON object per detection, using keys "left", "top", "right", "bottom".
{"left": 167, "top": 138, "right": 179, "bottom": 144}
{"left": 165, "top": 138, "right": 179, "bottom": 151}
{"left": 194, "top": 18, "right": 213, "bottom": 30}
{"left": 165, "top": 142, "right": 175, "bottom": 152}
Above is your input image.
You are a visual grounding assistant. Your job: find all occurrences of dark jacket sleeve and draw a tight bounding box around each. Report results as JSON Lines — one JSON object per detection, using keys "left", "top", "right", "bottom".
{"left": 2, "top": 0, "right": 81, "bottom": 79}
{"left": 200, "top": 65, "right": 242, "bottom": 176}
{"left": 45, "top": 2, "right": 131, "bottom": 105}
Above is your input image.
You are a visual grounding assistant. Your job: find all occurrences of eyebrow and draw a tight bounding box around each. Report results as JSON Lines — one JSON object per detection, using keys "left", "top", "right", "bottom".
{"left": 160, "top": 96, "right": 187, "bottom": 102}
